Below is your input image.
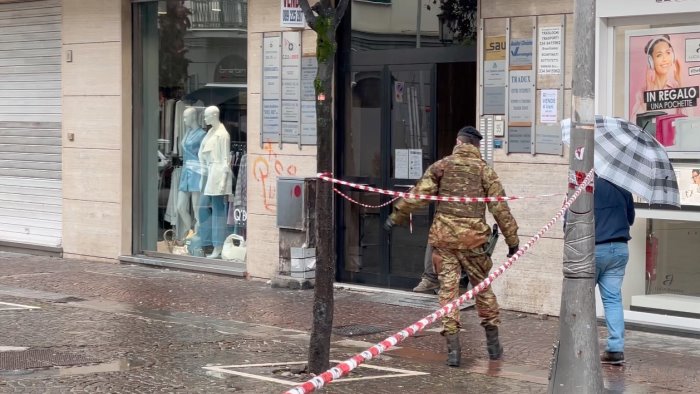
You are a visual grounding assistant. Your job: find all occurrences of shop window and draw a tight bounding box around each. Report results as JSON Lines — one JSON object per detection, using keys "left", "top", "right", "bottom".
{"left": 645, "top": 219, "right": 700, "bottom": 298}
{"left": 134, "top": 0, "right": 247, "bottom": 261}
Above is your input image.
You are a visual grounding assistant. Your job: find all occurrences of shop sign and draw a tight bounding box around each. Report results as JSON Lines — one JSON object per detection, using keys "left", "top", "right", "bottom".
{"left": 263, "top": 36, "right": 281, "bottom": 100}
{"left": 507, "top": 126, "right": 532, "bottom": 153}
{"left": 627, "top": 27, "right": 700, "bottom": 123}
{"left": 510, "top": 38, "right": 533, "bottom": 68}
{"left": 538, "top": 26, "right": 562, "bottom": 75}
{"left": 535, "top": 124, "right": 563, "bottom": 155}
{"left": 281, "top": 0, "right": 305, "bottom": 28}
{"left": 508, "top": 70, "right": 533, "bottom": 123}
{"left": 485, "top": 36, "right": 506, "bottom": 61}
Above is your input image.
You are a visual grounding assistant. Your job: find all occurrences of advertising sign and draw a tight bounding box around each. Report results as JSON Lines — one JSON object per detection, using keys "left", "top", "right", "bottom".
{"left": 281, "top": 0, "right": 305, "bottom": 28}
{"left": 538, "top": 26, "right": 562, "bottom": 75}
{"left": 627, "top": 28, "right": 700, "bottom": 122}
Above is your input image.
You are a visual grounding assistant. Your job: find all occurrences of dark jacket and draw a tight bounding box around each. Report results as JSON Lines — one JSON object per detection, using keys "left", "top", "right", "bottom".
{"left": 594, "top": 176, "right": 635, "bottom": 244}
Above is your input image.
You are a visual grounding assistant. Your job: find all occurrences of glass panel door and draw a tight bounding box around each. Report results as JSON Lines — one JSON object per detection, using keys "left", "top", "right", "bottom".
{"left": 339, "top": 64, "right": 435, "bottom": 288}
{"left": 387, "top": 65, "right": 435, "bottom": 286}
{"left": 340, "top": 66, "right": 386, "bottom": 285}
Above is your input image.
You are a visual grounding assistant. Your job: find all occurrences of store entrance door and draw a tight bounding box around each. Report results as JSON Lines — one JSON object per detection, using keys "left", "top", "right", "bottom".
{"left": 338, "top": 63, "right": 436, "bottom": 288}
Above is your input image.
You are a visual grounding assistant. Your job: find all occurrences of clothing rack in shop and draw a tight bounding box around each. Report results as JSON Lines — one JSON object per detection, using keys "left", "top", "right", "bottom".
{"left": 231, "top": 142, "right": 246, "bottom": 175}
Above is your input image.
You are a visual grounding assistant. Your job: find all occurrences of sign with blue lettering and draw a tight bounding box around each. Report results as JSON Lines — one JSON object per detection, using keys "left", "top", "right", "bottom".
{"left": 510, "top": 39, "right": 533, "bottom": 68}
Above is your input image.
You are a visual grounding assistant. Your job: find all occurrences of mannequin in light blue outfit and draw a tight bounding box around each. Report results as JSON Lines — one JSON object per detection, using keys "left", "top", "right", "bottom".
{"left": 177, "top": 107, "right": 206, "bottom": 237}
{"left": 197, "top": 106, "right": 233, "bottom": 259}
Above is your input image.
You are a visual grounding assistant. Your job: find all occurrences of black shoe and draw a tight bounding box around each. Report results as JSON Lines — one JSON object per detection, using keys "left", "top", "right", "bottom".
{"left": 445, "top": 333, "right": 461, "bottom": 367}
{"left": 601, "top": 351, "right": 625, "bottom": 365}
{"left": 485, "top": 326, "right": 503, "bottom": 360}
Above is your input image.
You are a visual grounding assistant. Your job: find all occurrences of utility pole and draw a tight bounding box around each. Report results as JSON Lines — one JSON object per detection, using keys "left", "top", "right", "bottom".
{"left": 547, "top": 0, "right": 603, "bottom": 392}
{"left": 299, "top": 0, "right": 349, "bottom": 375}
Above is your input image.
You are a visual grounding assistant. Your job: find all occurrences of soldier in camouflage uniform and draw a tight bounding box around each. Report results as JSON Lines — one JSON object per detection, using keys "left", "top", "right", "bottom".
{"left": 384, "top": 126, "right": 519, "bottom": 367}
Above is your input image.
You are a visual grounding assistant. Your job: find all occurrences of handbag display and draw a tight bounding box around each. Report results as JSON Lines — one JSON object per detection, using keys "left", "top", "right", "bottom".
{"left": 221, "top": 234, "right": 247, "bottom": 262}
{"left": 158, "top": 229, "right": 191, "bottom": 255}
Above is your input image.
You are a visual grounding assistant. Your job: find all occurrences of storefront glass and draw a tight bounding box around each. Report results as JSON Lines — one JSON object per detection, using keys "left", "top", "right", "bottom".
{"left": 134, "top": 0, "right": 247, "bottom": 262}
{"left": 611, "top": 22, "right": 700, "bottom": 317}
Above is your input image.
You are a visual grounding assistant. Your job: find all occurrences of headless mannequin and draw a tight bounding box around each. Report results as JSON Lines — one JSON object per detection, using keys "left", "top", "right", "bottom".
{"left": 176, "top": 107, "right": 206, "bottom": 239}
{"left": 198, "top": 106, "right": 233, "bottom": 259}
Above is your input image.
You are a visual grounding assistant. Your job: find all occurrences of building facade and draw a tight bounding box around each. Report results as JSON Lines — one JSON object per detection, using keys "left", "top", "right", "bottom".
{"left": 0, "top": 0, "right": 697, "bottom": 332}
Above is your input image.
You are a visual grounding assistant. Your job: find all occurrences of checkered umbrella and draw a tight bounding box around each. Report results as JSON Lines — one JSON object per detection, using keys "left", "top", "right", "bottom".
{"left": 562, "top": 116, "right": 680, "bottom": 207}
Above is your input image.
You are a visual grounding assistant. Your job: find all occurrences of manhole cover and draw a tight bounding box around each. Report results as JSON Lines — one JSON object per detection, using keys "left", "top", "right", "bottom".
{"left": 0, "top": 349, "right": 96, "bottom": 370}
{"left": 333, "top": 324, "right": 389, "bottom": 337}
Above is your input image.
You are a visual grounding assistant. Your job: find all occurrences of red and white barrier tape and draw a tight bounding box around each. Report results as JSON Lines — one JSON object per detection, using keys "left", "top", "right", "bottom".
{"left": 318, "top": 173, "right": 564, "bottom": 203}
{"left": 333, "top": 188, "right": 400, "bottom": 209}
{"left": 284, "top": 169, "right": 594, "bottom": 394}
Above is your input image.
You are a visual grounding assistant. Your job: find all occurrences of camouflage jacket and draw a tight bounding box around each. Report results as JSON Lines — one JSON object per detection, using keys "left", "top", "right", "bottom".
{"left": 389, "top": 144, "right": 519, "bottom": 250}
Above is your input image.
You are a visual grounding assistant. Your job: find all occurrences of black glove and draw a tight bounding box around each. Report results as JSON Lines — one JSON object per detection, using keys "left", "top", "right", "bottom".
{"left": 507, "top": 245, "right": 519, "bottom": 258}
{"left": 383, "top": 217, "right": 395, "bottom": 231}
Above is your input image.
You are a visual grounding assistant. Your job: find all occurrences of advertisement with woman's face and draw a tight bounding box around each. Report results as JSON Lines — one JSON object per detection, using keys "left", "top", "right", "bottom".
{"left": 628, "top": 29, "right": 700, "bottom": 123}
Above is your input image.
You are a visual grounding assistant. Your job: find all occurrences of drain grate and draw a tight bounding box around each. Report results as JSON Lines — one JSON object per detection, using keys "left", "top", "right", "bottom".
{"left": 0, "top": 349, "right": 96, "bottom": 370}
{"left": 332, "top": 324, "right": 389, "bottom": 337}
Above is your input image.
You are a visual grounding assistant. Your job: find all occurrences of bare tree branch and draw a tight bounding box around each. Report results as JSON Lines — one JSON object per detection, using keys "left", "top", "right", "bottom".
{"left": 334, "top": 0, "right": 349, "bottom": 29}
{"left": 299, "top": 0, "right": 317, "bottom": 29}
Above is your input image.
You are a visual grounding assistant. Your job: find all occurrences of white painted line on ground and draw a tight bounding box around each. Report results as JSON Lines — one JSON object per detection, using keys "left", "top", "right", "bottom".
{"left": 0, "top": 346, "right": 28, "bottom": 351}
{"left": 203, "top": 359, "right": 429, "bottom": 386}
{"left": 0, "top": 301, "right": 40, "bottom": 310}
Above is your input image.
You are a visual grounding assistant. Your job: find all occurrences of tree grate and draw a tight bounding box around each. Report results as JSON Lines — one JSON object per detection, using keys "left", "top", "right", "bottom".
{"left": 332, "top": 324, "right": 389, "bottom": 337}
{"left": 0, "top": 349, "right": 96, "bottom": 371}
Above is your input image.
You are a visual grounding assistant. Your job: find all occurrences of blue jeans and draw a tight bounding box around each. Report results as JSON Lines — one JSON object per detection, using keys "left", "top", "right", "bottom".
{"left": 595, "top": 242, "right": 629, "bottom": 353}
{"left": 198, "top": 195, "right": 228, "bottom": 247}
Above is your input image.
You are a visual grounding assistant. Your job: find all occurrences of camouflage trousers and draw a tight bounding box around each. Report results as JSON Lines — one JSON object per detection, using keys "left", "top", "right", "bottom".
{"left": 434, "top": 247, "right": 501, "bottom": 335}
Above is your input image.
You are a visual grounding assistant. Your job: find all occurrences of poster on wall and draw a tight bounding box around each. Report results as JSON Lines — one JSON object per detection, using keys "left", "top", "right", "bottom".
{"left": 540, "top": 89, "right": 559, "bottom": 123}
{"left": 281, "top": 0, "right": 306, "bottom": 28}
{"left": 675, "top": 165, "right": 700, "bottom": 206}
{"left": 627, "top": 27, "right": 700, "bottom": 131}
{"left": 538, "top": 26, "right": 562, "bottom": 75}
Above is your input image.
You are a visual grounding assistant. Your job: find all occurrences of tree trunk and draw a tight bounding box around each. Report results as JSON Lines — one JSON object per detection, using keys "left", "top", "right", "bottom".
{"left": 548, "top": 0, "right": 603, "bottom": 392}
{"left": 309, "top": 55, "right": 335, "bottom": 374}
{"left": 299, "top": 0, "right": 349, "bottom": 373}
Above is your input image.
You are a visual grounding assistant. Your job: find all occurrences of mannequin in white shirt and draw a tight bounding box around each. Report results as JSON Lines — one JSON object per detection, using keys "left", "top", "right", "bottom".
{"left": 197, "top": 106, "right": 233, "bottom": 259}
{"left": 176, "top": 107, "right": 206, "bottom": 238}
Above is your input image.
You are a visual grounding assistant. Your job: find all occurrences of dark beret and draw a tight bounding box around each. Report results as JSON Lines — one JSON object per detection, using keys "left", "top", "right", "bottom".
{"left": 457, "top": 126, "right": 483, "bottom": 141}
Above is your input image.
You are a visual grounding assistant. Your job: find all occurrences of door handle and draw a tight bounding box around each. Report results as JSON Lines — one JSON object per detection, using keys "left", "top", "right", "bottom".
{"left": 394, "top": 184, "right": 415, "bottom": 188}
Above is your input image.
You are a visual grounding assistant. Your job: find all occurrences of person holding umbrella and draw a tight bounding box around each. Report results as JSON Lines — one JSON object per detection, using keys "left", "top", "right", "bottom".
{"left": 593, "top": 175, "right": 635, "bottom": 365}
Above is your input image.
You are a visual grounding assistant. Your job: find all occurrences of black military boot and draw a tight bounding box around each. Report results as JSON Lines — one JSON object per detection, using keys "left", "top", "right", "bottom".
{"left": 445, "top": 333, "right": 461, "bottom": 367}
{"left": 485, "top": 326, "right": 503, "bottom": 360}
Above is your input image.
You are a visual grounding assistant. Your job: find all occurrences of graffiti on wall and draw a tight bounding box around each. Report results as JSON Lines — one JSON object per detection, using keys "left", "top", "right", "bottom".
{"left": 253, "top": 142, "right": 298, "bottom": 211}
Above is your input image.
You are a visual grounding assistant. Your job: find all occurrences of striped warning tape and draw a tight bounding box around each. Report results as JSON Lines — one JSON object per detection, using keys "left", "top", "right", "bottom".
{"left": 318, "top": 173, "right": 564, "bottom": 203}
{"left": 332, "top": 188, "right": 400, "bottom": 209}
{"left": 284, "top": 169, "right": 595, "bottom": 394}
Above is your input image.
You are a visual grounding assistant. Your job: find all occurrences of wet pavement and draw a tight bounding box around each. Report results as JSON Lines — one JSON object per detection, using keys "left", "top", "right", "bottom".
{"left": 0, "top": 252, "right": 698, "bottom": 393}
